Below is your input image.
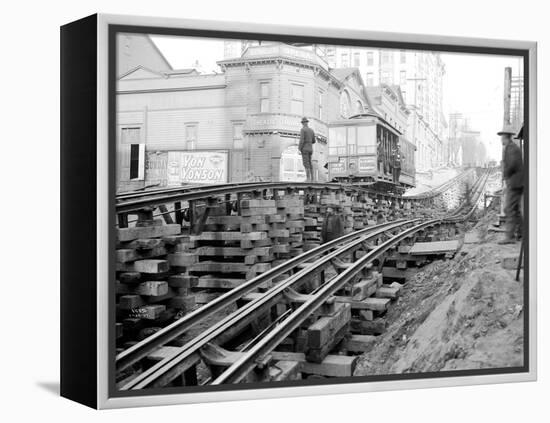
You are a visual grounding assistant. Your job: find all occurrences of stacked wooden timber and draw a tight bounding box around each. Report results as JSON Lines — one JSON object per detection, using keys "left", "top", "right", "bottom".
{"left": 275, "top": 194, "right": 306, "bottom": 257}
{"left": 115, "top": 221, "right": 198, "bottom": 346}
{"left": 186, "top": 199, "right": 276, "bottom": 293}
{"left": 351, "top": 197, "right": 375, "bottom": 230}
{"left": 338, "top": 270, "right": 403, "bottom": 337}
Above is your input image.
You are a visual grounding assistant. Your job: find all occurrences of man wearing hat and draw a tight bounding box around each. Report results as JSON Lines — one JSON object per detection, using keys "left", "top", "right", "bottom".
{"left": 498, "top": 125, "right": 524, "bottom": 244}
{"left": 299, "top": 117, "right": 316, "bottom": 182}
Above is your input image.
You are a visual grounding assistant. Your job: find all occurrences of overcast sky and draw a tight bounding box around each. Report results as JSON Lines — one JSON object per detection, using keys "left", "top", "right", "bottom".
{"left": 151, "top": 35, "right": 523, "bottom": 161}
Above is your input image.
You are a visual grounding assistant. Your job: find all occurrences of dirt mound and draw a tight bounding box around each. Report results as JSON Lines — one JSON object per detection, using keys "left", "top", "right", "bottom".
{"left": 354, "top": 212, "right": 524, "bottom": 376}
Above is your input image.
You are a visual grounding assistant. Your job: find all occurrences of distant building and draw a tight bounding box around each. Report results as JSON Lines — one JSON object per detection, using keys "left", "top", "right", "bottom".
{"left": 365, "top": 84, "right": 410, "bottom": 135}
{"left": 461, "top": 130, "right": 487, "bottom": 167}
{"left": 325, "top": 47, "right": 446, "bottom": 171}
{"left": 447, "top": 113, "right": 467, "bottom": 167}
{"left": 117, "top": 33, "right": 172, "bottom": 76}
{"left": 116, "top": 42, "right": 383, "bottom": 192}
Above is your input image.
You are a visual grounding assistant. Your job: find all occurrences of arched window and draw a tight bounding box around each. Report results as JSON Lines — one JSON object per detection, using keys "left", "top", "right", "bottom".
{"left": 340, "top": 90, "right": 351, "bottom": 118}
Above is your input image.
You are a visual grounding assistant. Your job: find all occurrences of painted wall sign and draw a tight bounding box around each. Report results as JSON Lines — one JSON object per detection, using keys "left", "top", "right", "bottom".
{"left": 166, "top": 150, "right": 229, "bottom": 185}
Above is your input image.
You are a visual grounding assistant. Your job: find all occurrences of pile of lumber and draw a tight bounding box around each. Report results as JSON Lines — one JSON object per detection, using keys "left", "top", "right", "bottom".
{"left": 115, "top": 221, "right": 197, "bottom": 348}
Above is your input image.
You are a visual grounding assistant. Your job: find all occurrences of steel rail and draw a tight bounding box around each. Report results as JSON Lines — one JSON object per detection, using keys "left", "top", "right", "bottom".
{"left": 117, "top": 171, "right": 490, "bottom": 374}
{"left": 115, "top": 181, "right": 415, "bottom": 214}
{"left": 211, "top": 219, "right": 441, "bottom": 385}
{"left": 211, "top": 172, "right": 491, "bottom": 385}
{"left": 403, "top": 168, "right": 474, "bottom": 200}
{"left": 116, "top": 218, "right": 409, "bottom": 373}
{"left": 116, "top": 182, "right": 357, "bottom": 213}
{"left": 122, "top": 218, "right": 421, "bottom": 390}
{"left": 444, "top": 169, "right": 490, "bottom": 221}
{"left": 116, "top": 181, "right": 269, "bottom": 201}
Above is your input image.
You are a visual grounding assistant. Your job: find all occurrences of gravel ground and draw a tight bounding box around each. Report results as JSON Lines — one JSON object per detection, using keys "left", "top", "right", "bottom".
{"left": 354, "top": 210, "right": 524, "bottom": 376}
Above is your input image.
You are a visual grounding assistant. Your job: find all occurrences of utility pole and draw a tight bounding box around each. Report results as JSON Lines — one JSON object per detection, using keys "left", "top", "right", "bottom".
{"left": 503, "top": 67, "right": 512, "bottom": 127}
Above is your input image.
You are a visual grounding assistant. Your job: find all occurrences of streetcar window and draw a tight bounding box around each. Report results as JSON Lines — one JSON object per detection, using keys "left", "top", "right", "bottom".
{"left": 329, "top": 127, "right": 346, "bottom": 155}
{"left": 347, "top": 127, "right": 357, "bottom": 155}
{"left": 357, "top": 126, "right": 376, "bottom": 154}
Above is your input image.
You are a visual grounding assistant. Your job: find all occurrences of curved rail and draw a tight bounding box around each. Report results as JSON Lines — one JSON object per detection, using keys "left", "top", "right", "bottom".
{"left": 211, "top": 219, "right": 440, "bottom": 385}
{"left": 116, "top": 168, "right": 491, "bottom": 388}
{"left": 121, "top": 218, "right": 422, "bottom": 390}
{"left": 116, "top": 218, "right": 410, "bottom": 373}
{"left": 403, "top": 168, "right": 474, "bottom": 200}
{"left": 116, "top": 181, "right": 369, "bottom": 214}
{"left": 210, "top": 171, "right": 491, "bottom": 385}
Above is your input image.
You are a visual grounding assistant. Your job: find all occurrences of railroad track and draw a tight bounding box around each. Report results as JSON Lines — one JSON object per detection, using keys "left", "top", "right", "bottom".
{"left": 115, "top": 169, "right": 474, "bottom": 218}
{"left": 115, "top": 169, "right": 491, "bottom": 389}
{"left": 116, "top": 219, "right": 414, "bottom": 376}
{"left": 403, "top": 168, "right": 475, "bottom": 200}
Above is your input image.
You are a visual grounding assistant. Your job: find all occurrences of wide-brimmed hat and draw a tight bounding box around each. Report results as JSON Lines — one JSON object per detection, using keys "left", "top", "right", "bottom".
{"left": 301, "top": 117, "right": 309, "bottom": 123}
{"left": 497, "top": 124, "right": 516, "bottom": 136}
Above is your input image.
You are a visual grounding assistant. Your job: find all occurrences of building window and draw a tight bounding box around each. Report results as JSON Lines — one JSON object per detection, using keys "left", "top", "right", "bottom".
{"left": 366, "top": 72, "right": 374, "bottom": 86}
{"left": 129, "top": 144, "right": 145, "bottom": 180}
{"left": 185, "top": 124, "right": 197, "bottom": 150}
{"left": 121, "top": 127, "right": 144, "bottom": 181}
{"left": 381, "top": 51, "right": 390, "bottom": 64}
{"left": 318, "top": 91, "right": 324, "bottom": 120}
{"left": 341, "top": 52, "right": 349, "bottom": 67}
{"left": 353, "top": 52, "right": 361, "bottom": 67}
{"left": 290, "top": 83, "right": 304, "bottom": 116}
{"left": 381, "top": 70, "right": 391, "bottom": 84}
{"left": 260, "top": 82, "right": 270, "bottom": 113}
{"left": 233, "top": 122, "right": 244, "bottom": 149}
{"left": 121, "top": 127, "right": 141, "bottom": 144}
{"left": 400, "top": 50, "right": 406, "bottom": 64}
{"left": 367, "top": 52, "right": 374, "bottom": 66}
{"left": 402, "top": 91, "right": 407, "bottom": 103}
{"left": 400, "top": 70, "right": 406, "bottom": 87}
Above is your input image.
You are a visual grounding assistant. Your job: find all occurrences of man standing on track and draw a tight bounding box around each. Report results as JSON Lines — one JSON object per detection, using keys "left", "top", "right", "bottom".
{"left": 498, "top": 125, "right": 524, "bottom": 244}
{"left": 299, "top": 117, "right": 316, "bottom": 182}
{"left": 392, "top": 147, "right": 402, "bottom": 184}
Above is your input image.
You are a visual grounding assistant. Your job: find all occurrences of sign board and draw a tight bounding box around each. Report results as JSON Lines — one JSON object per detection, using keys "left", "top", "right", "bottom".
{"left": 247, "top": 114, "right": 327, "bottom": 138}
{"left": 145, "top": 151, "right": 168, "bottom": 187}
{"left": 358, "top": 156, "right": 376, "bottom": 172}
{"left": 166, "top": 150, "right": 229, "bottom": 185}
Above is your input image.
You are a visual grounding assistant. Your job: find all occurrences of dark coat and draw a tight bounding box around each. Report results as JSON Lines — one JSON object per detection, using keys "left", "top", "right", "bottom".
{"left": 321, "top": 213, "right": 344, "bottom": 243}
{"left": 299, "top": 126, "right": 315, "bottom": 153}
{"left": 502, "top": 141, "right": 524, "bottom": 189}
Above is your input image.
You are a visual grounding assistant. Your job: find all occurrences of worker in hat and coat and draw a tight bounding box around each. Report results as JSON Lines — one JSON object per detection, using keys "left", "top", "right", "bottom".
{"left": 298, "top": 117, "right": 316, "bottom": 182}
{"left": 498, "top": 125, "right": 524, "bottom": 244}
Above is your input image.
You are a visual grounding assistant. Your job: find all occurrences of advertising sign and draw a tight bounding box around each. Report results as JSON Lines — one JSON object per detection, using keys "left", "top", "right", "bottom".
{"left": 145, "top": 151, "right": 168, "bottom": 187}
{"left": 358, "top": 156, "right": 376, "bottom": 173}
{"left": 166, "top": 150, "right": 228, "bottom": 185}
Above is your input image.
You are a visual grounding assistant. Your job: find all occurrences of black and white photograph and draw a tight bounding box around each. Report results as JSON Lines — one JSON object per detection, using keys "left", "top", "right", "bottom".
{"left": 112, "top": 28, "right": 529, "bottom": 394}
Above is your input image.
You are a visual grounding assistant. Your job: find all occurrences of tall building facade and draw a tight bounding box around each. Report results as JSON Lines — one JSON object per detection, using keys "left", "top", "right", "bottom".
{"left": 325, "top": 47, "right": 446, "bottom": 171}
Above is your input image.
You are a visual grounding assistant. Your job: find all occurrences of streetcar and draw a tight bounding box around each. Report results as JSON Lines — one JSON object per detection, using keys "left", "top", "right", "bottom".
{"left": 327, "top": 113, "right": 416, "bottom": 193}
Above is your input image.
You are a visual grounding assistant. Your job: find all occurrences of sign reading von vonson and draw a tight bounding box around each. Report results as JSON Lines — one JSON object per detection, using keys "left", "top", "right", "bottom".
{"left": 166, "top": 150, "right": 229, "bottom": 185}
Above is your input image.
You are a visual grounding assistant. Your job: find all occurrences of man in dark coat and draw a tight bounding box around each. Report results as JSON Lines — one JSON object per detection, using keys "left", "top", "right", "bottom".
{"left": 392, "top": 147, "right": 402, "bottom": 184}
{"left": 299, "top": 117, "right": 316, "bottom": 182}
{"left": 321, "top": 207, "right": 344, "bottom": 243}
{"left": 498, "top": 126, "right": 524, "bottom": 243}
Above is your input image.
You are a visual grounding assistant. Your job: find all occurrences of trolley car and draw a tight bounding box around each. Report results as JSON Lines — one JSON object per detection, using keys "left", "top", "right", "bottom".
{"left": 327, "top": 113, "right": 416, "bottom": 193}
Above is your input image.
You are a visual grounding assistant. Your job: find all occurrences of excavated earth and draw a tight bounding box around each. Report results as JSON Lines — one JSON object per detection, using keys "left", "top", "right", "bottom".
{"left": 354, "top": 210, "right": 525, "bottom": 376}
